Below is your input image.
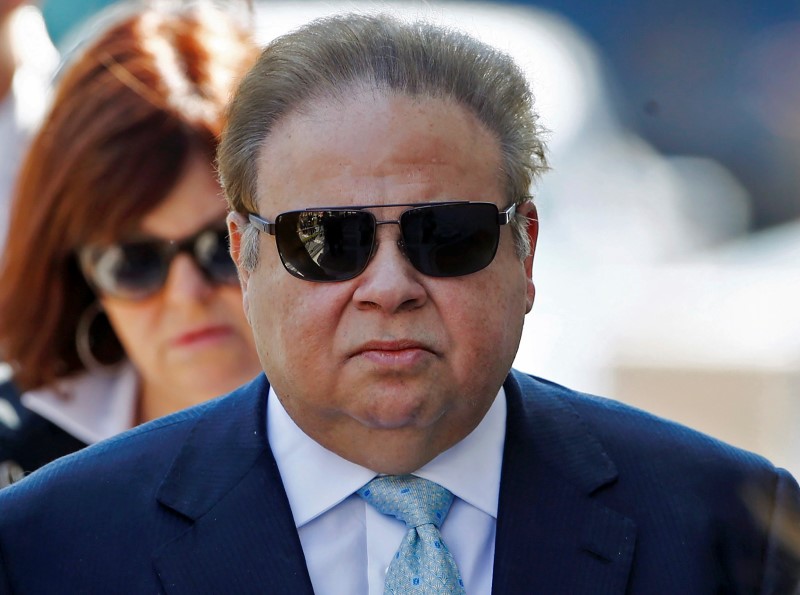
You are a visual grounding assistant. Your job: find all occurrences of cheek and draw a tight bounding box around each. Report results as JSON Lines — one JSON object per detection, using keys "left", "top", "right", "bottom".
{"left": 247, "top": 276, "right": 309, "bottom": 358}
{"left": 279, "top": 285, "right": 344, "bottom": 353}
{"left": 445, "top": 265, "right": 528, "bottom": 368}
{"left": 214, "top": 286, "right": 252, "bottom": 331}
{"left": 248, "top": 275, "right": 348, "bottom": 376}
{"left": 101, "top": 298, "right": 159, "bottom": 363}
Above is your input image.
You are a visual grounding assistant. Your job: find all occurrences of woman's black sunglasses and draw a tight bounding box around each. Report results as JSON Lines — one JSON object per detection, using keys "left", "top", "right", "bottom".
{"left": 78, "top": 225, "right": 238, "bottom": 300}
{"left": 247, "top": 201, "right": 519, "bottom": 282}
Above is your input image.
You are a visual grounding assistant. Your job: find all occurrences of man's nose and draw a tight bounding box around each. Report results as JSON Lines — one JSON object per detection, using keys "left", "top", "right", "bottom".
{"left": 351, "top": 226, "right": 427, "bottom": 313}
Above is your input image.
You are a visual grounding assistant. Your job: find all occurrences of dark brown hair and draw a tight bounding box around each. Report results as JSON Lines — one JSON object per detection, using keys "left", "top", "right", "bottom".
{"left": 0, "top": 4, "right": 257, "bottom": 390}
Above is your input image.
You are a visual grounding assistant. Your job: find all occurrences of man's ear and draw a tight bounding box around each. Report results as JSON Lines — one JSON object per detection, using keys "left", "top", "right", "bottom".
{"left": 227, "top": 211, "right": 251, "bottom": 316}
{"left": 518, "top": 203, "right": 539, "bottom": 313}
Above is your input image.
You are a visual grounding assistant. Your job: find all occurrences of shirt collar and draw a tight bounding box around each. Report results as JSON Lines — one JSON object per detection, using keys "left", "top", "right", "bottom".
{"left": 268, "top": 385, "right": 506, "bottom": 528}
{"left": 21, "top": 363, "right": 138, "bottom": 444}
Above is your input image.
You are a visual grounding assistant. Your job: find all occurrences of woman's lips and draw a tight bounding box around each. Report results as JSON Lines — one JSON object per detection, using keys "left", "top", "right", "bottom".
{"left": 172, "top": 325, "right": 233, "bottom": 348}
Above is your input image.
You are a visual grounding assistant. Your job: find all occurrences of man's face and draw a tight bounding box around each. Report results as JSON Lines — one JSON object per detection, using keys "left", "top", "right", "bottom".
{"left": 231, "top": 91, "right": 537, "bottom": 473}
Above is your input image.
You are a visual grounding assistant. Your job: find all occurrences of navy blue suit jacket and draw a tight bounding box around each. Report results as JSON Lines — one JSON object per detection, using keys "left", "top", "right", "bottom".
{"left": 0, "top": 370, "right": 798, "bottom": 594}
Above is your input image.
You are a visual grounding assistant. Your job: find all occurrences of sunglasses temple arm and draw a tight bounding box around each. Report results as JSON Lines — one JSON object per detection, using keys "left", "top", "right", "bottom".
{"left": 498, "top": 203, "right": 517, "bottom": 225}
{"left": 248, "top": 213, "right": 278, "bottom": 235}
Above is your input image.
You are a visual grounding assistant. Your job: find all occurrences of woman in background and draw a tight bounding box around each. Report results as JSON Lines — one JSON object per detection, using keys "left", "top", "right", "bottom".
{"left": 0, "top": 1, "right": 262, "bottom": 486}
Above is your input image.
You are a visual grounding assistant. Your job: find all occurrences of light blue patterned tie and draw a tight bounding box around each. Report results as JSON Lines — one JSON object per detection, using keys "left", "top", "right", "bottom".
{"left": 358, "top": 475, "right": 467, "bottom": 594}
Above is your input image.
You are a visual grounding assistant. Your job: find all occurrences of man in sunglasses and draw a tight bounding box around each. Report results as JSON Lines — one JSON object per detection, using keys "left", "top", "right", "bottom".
{"left": 1, "top": 12, "right": 799, "bottom": 595}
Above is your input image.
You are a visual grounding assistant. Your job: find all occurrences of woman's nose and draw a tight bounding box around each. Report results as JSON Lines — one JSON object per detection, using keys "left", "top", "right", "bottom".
{"left": 162, "top": 253, "right": 214, "bottom": 303}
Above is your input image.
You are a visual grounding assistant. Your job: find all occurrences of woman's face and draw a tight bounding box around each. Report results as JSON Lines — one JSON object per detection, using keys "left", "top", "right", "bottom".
{"left": 101, "top": 153, "right": 261, "bottom": 420}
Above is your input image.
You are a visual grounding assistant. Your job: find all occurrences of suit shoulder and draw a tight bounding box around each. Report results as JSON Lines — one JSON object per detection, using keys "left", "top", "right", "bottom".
{"left": 510, "top": 370, "right": 787, "bottom": 478}
{"left": 508, "top": 371, "right": 800, "bottom": 590}
{"left": 0, "top": 377, "right": 270, "bottom": 592}
{"left": 0, "top": 387, "right": 249, "bottom": 507}
{"left": 0, "top": 376, "right": 266, "bottom": 508}
{"left": 0, "top": 379, "right": 88, "bottom": 482}
{"left": 0, "top": 402, "right": 198, "bottom": 506}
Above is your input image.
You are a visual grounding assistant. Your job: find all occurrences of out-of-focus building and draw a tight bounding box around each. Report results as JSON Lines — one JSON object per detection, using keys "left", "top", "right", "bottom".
{"left": 509, "top": 0, "right": 800, "bottom": 231}
{"left": 612, "top": 223, "right": 800, "bottom": 475}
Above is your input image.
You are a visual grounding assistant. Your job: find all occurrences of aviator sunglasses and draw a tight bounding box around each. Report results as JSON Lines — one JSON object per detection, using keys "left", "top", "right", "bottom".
{"left": 248, "top": 201, "right": 518, "bottom": 282}
{"left": 78, "top": 224, "right": 238, "bottom": 300}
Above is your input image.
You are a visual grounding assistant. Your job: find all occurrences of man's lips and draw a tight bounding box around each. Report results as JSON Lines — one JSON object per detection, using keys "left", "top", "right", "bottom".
{"left": 349, "top": 340, "right": 437, "bottom": 365}
{"left": 171, "top": 325, "right": 232, "bottom": 347}
{"left": 351, "top": 340, "right": 434, "bottom": 355}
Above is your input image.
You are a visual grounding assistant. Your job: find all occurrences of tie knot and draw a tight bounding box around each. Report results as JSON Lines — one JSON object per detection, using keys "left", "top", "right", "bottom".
{"left": 358, "top": 475, "right": 454, "bottom": 529}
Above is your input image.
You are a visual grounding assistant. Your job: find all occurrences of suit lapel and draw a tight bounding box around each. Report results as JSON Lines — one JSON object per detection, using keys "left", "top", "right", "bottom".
{"left": 492, "top": 371, "right": 636, "bottom": 594}
{"left": 153, "top": 375, "right": 314, "bottom": 595}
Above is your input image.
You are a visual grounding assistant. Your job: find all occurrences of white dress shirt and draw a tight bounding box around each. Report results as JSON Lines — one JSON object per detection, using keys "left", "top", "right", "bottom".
{"left": 268, "top": 386, "right": 507, "bottom": 595}
{"left": 21, "top": 363, "right": 138, "bottom": 444}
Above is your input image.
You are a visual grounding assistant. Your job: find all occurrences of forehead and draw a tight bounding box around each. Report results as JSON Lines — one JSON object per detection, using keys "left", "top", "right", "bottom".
{"left": 255, "top": 91, "right": 504, "bottom": 212}
{"left": 138, "top": 153, "right": 227, "bottom": 239}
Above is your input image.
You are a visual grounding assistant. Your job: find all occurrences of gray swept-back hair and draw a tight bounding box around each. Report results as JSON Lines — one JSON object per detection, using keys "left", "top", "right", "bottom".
{"left": 218, "top": 12, "right": 548, "bottom": 270}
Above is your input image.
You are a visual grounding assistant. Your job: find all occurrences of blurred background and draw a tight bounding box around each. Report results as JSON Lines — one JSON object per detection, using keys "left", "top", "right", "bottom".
{"left": 20, "top": 0, "right": 800, "bottom": 472}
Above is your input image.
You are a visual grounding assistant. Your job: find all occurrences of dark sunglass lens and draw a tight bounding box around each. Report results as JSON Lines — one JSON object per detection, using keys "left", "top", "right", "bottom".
{"left": 91, "top": 242, "right": 167, "bottom": 299}
{"left": 401, "top": 203, "right": 500, "bottom": 277}
{"left": 275, "top": 211, "right": 375, "bottom": 281}
{"left": 194, "top": 229, "right": 238, "bottom": 284}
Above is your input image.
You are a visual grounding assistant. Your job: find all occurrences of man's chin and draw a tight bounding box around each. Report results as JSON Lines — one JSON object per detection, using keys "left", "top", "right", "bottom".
{"left": 354, "top": 397, "right": 438, "bottom": 431}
